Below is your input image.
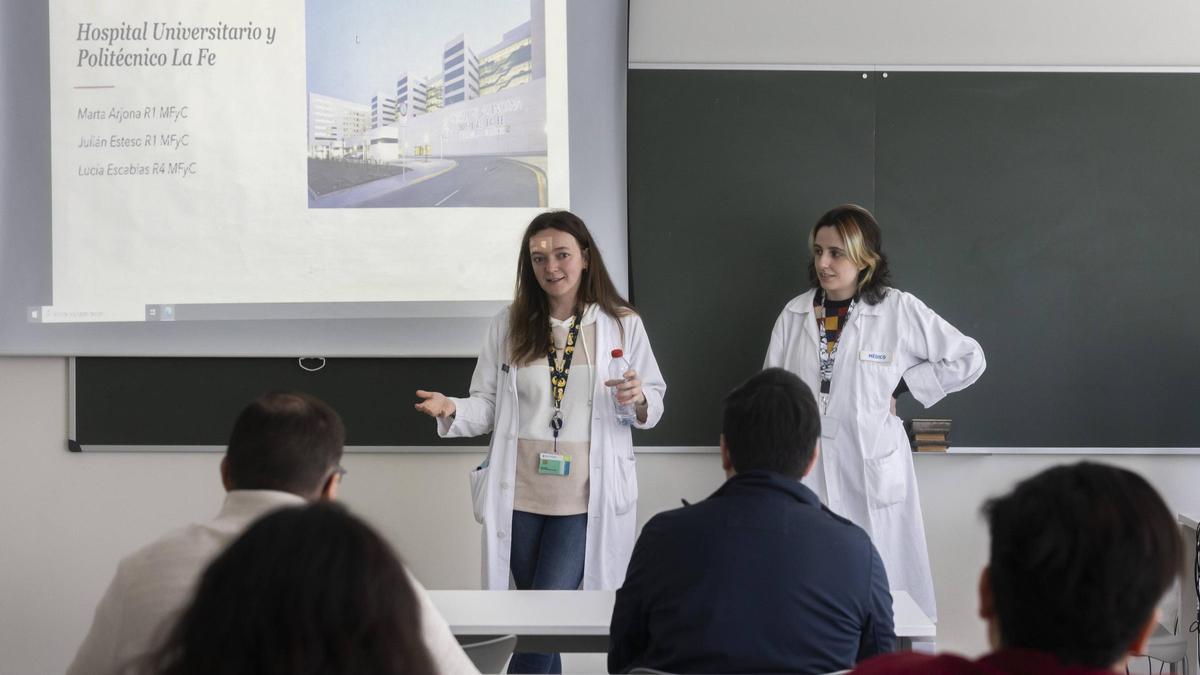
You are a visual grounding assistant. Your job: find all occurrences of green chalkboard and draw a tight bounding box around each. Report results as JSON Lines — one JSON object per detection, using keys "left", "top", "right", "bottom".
{"left": 73, "top": 357, "right": 484, "bottom": 449}
{"left": 628, "top": 69, "right": 1200, "bottom": 447}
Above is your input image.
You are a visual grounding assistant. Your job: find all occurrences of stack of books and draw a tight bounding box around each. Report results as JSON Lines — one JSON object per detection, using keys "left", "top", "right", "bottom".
{"left": 908, "top": 418, "right": 952, "bottom": 452}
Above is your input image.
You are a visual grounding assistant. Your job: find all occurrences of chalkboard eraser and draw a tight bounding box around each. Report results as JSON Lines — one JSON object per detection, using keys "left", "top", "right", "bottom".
{"left": 67, "top": 439, "right": 83, "bottom": 453}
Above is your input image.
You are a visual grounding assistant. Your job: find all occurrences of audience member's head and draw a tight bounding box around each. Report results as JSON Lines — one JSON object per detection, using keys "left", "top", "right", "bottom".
{"left": 720, "top": 368, "right": 821, "bottom": 479}
{"left": 980, "top": 461, "right": 1181, "bottom": 669}
{"left": 147, "top": 502, "right": 434, "bottom": 675}
{"left": 221, "top": 391, "right": 345, "bottom": 500}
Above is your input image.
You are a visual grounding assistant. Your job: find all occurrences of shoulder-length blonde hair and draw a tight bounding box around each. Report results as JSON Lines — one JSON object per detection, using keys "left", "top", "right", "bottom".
{"left": 807, "top": 204, "right": 892, "bottom": 305}
{"left": 508, "top": 211, "right": 634, "bottom": 364}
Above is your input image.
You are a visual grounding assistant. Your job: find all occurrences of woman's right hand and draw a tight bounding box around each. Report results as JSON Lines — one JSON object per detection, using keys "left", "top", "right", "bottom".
{"left": 414, "top": 390, "right": 456, "bottom": 418}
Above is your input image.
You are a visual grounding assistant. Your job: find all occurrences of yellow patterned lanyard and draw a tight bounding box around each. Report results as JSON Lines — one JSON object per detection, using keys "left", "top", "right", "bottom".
{"left": 546, "top": 316, "right": 580, "bottom": 452}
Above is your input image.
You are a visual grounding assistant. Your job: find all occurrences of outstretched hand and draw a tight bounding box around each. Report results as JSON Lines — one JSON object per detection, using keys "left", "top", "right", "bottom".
{"left": 414, "top": 390, "right": 456, "bottom": 418}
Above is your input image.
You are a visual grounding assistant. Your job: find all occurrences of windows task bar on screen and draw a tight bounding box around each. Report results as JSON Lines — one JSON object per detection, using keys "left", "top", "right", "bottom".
{"left": 28, "top": 304, "right": 149, "bottom": 323}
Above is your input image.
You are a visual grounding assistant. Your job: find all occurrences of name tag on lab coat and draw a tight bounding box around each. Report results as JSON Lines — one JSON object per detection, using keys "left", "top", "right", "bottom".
{"left": 859, "top": 350, "right": 891, "bottom": 364}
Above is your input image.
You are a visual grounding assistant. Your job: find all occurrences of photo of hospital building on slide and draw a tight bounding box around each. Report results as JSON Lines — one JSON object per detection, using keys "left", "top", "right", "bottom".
{"left": 305, "top": 0, "right": 548, "bottom": 208}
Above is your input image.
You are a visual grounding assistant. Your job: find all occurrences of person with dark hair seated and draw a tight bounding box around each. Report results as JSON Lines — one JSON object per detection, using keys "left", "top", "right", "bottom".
{"left": 145, "top": 502, "right": 435, "bottom": 675}
{"left": 608, "top": 368, "right": 895, "bottom": 675}
{"left": 852, "top": 462, "right": 1183, "bottom": 675}
{"left": 67, "top": 392, "right": 476, "bottom": 675}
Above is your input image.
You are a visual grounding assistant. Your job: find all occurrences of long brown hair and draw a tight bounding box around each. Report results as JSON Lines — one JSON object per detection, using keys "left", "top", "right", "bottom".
{"left": 508, "top": 210, "right": 634, "bottom": 365}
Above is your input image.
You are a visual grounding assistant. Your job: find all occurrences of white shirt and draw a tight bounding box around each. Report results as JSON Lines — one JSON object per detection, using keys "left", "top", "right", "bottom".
{"left": 514, "top": 308, "right": 597, "bottom": 444}
{"left": 67, "top": 490, "right": 479, "bottom": 675}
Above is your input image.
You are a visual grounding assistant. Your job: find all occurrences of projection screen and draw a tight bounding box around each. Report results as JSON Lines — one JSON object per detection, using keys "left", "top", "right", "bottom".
{"left": 0, "top": 0, "right": 629, "bottom": 356}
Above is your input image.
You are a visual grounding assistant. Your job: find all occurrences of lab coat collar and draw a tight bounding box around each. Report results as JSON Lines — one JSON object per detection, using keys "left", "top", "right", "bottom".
{"left": 856, "top": 294, "right": 886, "bottom": 315}
{"left": 783, "top": 288, "right": 890, "bottom": 316}
{"left": 783, "top": 289, "right": 818, "bottom": 315}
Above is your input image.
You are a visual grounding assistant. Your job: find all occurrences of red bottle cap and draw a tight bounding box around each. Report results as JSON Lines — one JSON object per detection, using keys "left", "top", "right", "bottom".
{"left": 610, "top": 348, "right": 624, "bottom": 358}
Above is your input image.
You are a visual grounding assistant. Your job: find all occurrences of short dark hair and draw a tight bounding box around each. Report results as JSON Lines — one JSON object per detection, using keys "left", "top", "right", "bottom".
{"left": 984, "top": 462, "right": 1182, "bottom": 668}
{"left": 224, "top": 391, "right": 345, "bottom": 497}
{"left": 807, "top": 204, "right": 892, "bottom": 305}
{"left": 721, "top": 368, "right": 820, "bottom": 478}
{"left": 146, "top": 503, "right": 435, "bottom": 675}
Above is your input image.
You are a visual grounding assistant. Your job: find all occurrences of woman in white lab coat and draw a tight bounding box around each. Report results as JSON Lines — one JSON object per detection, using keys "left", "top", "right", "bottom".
{"left": 415, "top": 210, "right": 665, "bottom": 674}
{"left": 765, "top": 204, "right": 985, "bottom": 621}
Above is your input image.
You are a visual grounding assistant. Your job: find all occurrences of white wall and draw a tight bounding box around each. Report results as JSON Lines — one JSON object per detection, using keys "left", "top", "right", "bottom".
{"left": 630, "top": 0, "right": 1200, "bottom": 66}
{"left": 917, "top": 454, "right": 1200, "bottom": 657}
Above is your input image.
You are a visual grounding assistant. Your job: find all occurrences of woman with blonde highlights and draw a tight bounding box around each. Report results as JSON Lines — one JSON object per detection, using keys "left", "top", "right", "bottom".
{"left": 414, "top": 210, "right": 666, "bottom": 674}
{"left": 765, "top": 204, "right": 986, "bottom": 620}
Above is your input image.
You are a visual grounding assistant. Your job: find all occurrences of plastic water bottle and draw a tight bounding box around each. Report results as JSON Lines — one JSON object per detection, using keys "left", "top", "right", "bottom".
{"left": 609, "top": 349, "right": 637, "bottom": 425}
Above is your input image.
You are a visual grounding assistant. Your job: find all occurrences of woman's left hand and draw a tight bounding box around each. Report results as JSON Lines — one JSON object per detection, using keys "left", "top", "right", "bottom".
{"left": 605, "top": 369, "right": 647, "bottom": 407}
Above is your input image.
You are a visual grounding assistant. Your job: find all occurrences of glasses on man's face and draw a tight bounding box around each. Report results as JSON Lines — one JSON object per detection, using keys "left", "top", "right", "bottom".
{"left": 335, "top": 465, "right": 348, "bottom": 481}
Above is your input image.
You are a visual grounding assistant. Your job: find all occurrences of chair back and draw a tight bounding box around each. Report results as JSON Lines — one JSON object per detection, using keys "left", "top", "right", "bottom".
{"left": 1132, "top": 622, "right": 1189, "bottom": 672}
{"left": 460, "top": 634, "right": 517, "bottom": 673}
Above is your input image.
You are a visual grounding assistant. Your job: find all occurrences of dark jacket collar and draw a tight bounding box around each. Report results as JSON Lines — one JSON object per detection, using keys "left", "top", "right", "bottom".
{"left": 709, "top": 469, "right": 821, "bottom": 507}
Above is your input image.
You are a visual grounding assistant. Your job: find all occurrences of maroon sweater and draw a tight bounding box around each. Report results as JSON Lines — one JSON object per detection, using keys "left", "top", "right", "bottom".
{"left": 852, "top": 649, "right": 1121, "bottom": 675}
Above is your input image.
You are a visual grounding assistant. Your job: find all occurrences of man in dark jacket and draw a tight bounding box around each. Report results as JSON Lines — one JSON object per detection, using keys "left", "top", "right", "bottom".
{"left": 608, "top": 368, "right": 895, "bottom": 674}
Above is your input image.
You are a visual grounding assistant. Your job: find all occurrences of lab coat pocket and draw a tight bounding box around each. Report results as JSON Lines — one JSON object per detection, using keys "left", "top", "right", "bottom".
{"left": 611, "top": 453, "right": 639, "bottom": 515}
{"left": 865, "top": 444, "right": 909, "bottom": 508}
{"left": 468, "top": 464, "right": 490, "bottom": 524}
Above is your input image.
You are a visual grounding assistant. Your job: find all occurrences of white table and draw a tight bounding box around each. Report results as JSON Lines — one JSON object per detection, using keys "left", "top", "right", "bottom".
{"left": 429, "top": 589, "right": 936, "bottom": 653}
{"left": 890, "top": 590, "right": 937, "bottom": 648}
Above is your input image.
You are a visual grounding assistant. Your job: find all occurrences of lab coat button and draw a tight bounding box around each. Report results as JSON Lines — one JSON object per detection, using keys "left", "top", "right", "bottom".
{"left": 497, "top": 530, "right": 507, "bottom": 539}
{"left": 500, "top": 481, "right": 510, "bottom": 490}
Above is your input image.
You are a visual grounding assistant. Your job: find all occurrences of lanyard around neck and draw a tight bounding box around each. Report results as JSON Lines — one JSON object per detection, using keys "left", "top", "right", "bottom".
{"left": 546, "top": 316, "right": 581, "bottom": 445}
{"left": 815, "top": 291, "right": 856, "bottom": 410}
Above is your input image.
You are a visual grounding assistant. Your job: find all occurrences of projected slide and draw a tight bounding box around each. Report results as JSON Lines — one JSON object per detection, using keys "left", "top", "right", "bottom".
{"left": 44, "top": 0, "right": 569, "bottom": 323}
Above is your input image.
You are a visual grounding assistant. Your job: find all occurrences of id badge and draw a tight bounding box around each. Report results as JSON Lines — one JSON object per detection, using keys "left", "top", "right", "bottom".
{"left": 820, "top": 415, "right": 840, "bottom": 440}
{"left": 537, "top": 452, "right": 571, "bottom": 476}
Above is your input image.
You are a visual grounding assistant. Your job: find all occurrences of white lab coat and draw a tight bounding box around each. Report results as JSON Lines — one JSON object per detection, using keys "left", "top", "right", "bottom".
{"left": 438, "top": 306, "right": 666, "bottom": 591}
{"left": 765, "top": 288, "right": 985, "bottom": 621}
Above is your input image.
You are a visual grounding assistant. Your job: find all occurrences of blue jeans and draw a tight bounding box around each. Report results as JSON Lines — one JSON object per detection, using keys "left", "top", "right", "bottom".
{"left": 507, "top": 510, "right": 587, "bottom": 675}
